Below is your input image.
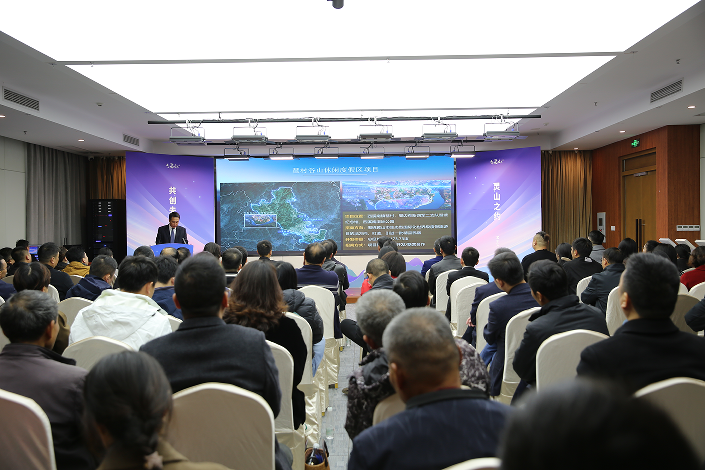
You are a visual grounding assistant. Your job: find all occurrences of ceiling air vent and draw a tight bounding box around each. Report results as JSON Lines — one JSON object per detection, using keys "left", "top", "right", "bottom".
{"left": 3, "top": 87, "right": 40, "bottom": 111}
{"left": 123, "top": 134, "right": 140, "bottom": 147}
{"left": 650, "top": 79, "right": 683, "bottom": 103}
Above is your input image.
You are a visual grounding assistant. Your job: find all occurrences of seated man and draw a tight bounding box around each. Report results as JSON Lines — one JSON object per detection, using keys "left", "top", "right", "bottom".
{"left": 7, "top": 245, "right": 31, "bottom": 275}
{"left": 513, "top": 260, "right": 608, "bottom": 394}
{"left": 581, "top": 247, "right": 625, "bottom": 313}
{"left": 69, "top": 256, "right": 171, "bottom": 350}
{"left": 257, "top": 240, "right": 277, "bottom": 264}
{"left": 587, "top": 230, "right": 606, "bottom": 263}
{"left": 160, "top": 246, "right": 178, "bottom": 259}
{"left": 393, "top": 270, "right": 430, "bottom": 309}
{"left": 445, "top": 246, "right": 489, "bottom": 321}
{"left": 139, "top": 254, "right": 291, "bottom": 470}
{"left": 427, "top": 235, "right": 461, "bottom": 307}
{"left": 62, "top": 247, "right": 90, "bottom": 277}
{"left": 296, "top": 242, "right": 342, "bottom": 338}
{"left": 322, "top": 239, "right": 349, "bottom": 308}
{"left": 420, "top": 238, "right": 443, "bottom": 278}
{"left": 133, "top": 245, "right": 155, "bottom": 258}
{"left": 222, "top": 247, "right": 242, "bottom": 286}
{"left": 66, "top": 254, "right": 117, "bottom": 301}
{"left": 0, "top": 291, "right": 94, "bottom": 470}
{"left": 563, "top": 237, "right": 603, "bottom": 294}
{"left": 348, "top": 308, "right": 510, "bottom": 470}
{"left": 151, "top": 255, "right": 183, "bottom": 320}
{"left": 577, "top": 253, "right": 705, "bottom": 393}
{"left": 38, "top": 242, "right": 75, "bottom": 301}
{"left": 0, "top": 258, "right": 17, "bottom": 300}
{"left": 483, "top": 252, "right": 538, "bottom": 397}
{"left": 520, "top": 231, "right": 556, "bottom": 279}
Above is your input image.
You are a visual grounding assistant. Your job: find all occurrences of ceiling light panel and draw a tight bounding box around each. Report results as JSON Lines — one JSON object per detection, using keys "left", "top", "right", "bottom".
{"left": 0, "top": 1, "right": 698, "bottom": 60}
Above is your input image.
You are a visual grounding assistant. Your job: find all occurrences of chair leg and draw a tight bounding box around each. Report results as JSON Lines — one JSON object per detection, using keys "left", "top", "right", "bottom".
{"left": 324, "top": 338, "right": 340, "bottom": 389}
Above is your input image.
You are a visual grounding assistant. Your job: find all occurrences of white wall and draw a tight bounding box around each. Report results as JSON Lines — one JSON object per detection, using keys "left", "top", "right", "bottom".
{"left": 0, "top": 136, "right": 26, "bottom": 247}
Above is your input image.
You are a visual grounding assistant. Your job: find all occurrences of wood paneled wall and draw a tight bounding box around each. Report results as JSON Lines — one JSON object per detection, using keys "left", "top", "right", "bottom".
{"left": 592, "top": 125, "right": 700, "bottom": 248}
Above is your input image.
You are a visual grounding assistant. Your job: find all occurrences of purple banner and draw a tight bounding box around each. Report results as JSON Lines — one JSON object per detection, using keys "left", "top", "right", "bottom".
{"left": 456, "top": 147, "right": 541, "bottom": 271}
{"left": 126, "top": 152, "right": 215, "bottom": 255}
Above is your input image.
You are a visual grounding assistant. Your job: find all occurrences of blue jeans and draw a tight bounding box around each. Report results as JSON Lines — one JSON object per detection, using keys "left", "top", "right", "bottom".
{"left": 480, "top": 343, "right": 498, "bottom": 367}
{"left": 312, "top": 338, "right": 326, "bottom": 376}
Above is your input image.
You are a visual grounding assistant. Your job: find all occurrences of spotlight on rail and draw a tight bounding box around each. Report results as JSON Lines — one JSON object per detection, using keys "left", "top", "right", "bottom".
{"left": 329, "top": 0, "right": 343, "bottom": 9}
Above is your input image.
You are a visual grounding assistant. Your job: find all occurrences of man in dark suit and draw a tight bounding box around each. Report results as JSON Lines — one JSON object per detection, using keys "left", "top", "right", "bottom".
{"left": 221, "top": 248, "right": 242, "bottom": 286}
{"left": 0, "top": 258, "right": 17, "bottom": 300}
{"left": 563, "top": 237, "right": 603, "bottom": 294}
{"left": 428, "top": 235, "right": 462, "bottom": 307}
{"left": 577, "top": 253, "right": 705, "bottom": 394}
{"left": 296, "top": 242, "right": 342, "bottom": 338}
{"left": 140, "top": 254, "right": 291, "bottom": 470}
{"left": 445, "top": 246, "right": 489, "bottom": 321}
{"left": 581, "top": 247, "right": 625, "bottom": 313}
{"left": 348, "top": 308, "right": 510, "bottom": 470}
{"left": 520, "top": 231, "right": 556, "bottom": 279}
{"left": 420, "top": 238, "right": 443, "bottom": 278}
{"left": 155, "top": 211, "right": 188, "bottom": 245}
{"left": 7, "top": 245, "right": 31, "bottom": 276}
{"left": 483, "top": 252, "right": 539, "bottom": 397}
{"left": 256, "top": 239, "right": 278, "bottom": 265}
{"left": 38, "top": 242, "right": 74, "bottom": 301}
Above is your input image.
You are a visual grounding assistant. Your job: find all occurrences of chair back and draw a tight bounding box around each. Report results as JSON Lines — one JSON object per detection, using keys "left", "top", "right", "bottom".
{"left": 47, "top": 284, "right": 60, "bottom": 303}
{"left": 576, "top": 276, "right": 593, "bottom": 302}
{"left": 69, "top": 275, "right": 82, "bottom": 285}
{"left": 62, "top": 336, "right": 133, "bottom": 370}
{"left": 605, "top": 287, "right": 625, "bottom": 335}
{"left": 266, "top": 341, "right": 295, "bottom": 434}
{"left": 454, "top": 281, "right": 487, "bottom": 338}
{"left": 1, "top": 275, "right": 13, "bottom": 284}
{"left": 503, "top": 307, "right": 540, "bottom": 385}
{"left": 475, "top": 292, "right": 507, "bottom": 353}
{"left": 0, "top": 389, "right": 56, "bottom": 470}
{"left": 442, "top": 457, "right": 501, "bottom": 470}
{"left": 299, "top": 285, "right": 335, "bottom": 340}
{"left": 635, "top": 377, "right": 705, "bottom": 463}
{"left": 450, "top": 277, "right": 486, "bottom": 323}
{"left": 679, "top": 283, "right": 690, "bottom": 295}
{"left": 688, "top": 281, "right": 705, "bottom": 300}
{"left": 434, "top": 270, "right": 453, "bottom": 313}
{"left": 58, "top": 297, "right": 93, "bottom": 327}
{"left": 169, "top": 383, "right": 275, "bottom": 470}
{"left": 425, "top": 269, "right": 431, "bottom": 281}
{"left": 671, "top": 294, "right": 699, "bottom": 334}
{"left": 535, "top": 329, "right": 609, "bottom": 390}
{"left": 0, "top": 296, "right": 4, "bottom": 306}
{"left": 285, "top": 313, "right": 313, "bottom": 385}
{"left": 167, "top": 315, "right": 182, "bottom": 332}
{"left": 372, "top": 393, "right": 405, "bottom": 425}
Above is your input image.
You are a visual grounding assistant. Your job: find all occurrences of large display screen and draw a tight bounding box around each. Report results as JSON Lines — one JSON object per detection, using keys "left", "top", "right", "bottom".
{"left": 216, "top": 156, "right": 455, "bottom": 253}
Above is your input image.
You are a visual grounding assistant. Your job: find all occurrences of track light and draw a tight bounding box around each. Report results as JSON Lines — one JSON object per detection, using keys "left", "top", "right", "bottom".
{"left": 329, "top": 0, "right": 343, "bottom": 9}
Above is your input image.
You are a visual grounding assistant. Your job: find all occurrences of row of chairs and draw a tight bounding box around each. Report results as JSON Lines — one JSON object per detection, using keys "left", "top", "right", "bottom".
{"left": 1, "top": 274, "right": 83, "bottom": 287}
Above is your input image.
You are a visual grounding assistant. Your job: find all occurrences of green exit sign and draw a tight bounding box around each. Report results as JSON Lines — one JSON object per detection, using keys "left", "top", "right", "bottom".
{"left": 631, "top": 139, "right": 640, "bottom": 148}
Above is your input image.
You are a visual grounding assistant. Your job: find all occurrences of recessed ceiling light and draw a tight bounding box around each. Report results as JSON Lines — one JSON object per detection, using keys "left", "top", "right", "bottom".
{"left": 78, "top": 139, "right": 85, "bottom": 142}
{"left": 688, "top": 105, "right": 696, "bottom": 109}
{"left": 574, "top": 147, "right": 579, "bottom": 150}
{"left": 619, "top": 130, "right": 626, "bottom": 133}
{"left": 0, "top": 115, "right": 5, "bottom": 118}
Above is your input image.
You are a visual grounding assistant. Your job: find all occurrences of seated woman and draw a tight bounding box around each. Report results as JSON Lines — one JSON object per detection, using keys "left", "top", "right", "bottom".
{"left": 276, "top": 261, "right": 325, "bottom": 376}
{"left": 83, "top": 351, "right": 232, "bottom": 470}
{"left": 13, "top": 262, "right": 70, "bottom": 354}
{"left": 224, "top": 262, "right": 307, "bottom": 430}
{"left": 681, "top": 246, "right": 705, "bottom": 290}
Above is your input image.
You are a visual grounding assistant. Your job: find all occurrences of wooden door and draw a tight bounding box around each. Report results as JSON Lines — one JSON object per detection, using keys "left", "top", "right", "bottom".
{"left": 622, "top": 152, "right": 657, "bottom": 248}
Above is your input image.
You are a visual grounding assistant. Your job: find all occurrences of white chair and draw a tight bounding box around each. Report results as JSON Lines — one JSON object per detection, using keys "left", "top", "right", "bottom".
{"left": 0, "top": 389, "right": 57, "bottom": 470}
{"left": 372, "top": 393, "right": 405, "bottom": 426}
{"left": 679, "top": 283, "right": 689, "bottom": 295}
{"left": 62, "top": 336, "right": 133, "bottom": 370}
{"left": 576, "top": 276, "right": 593, "bottom": 302}
{"left": 167, "top": 315, "right": 182, "bottom": 332}
{"left": 443, "top": 457, "right": 501, "bottom": 470}
{"left": 449, "top": 277, "right": 486, "bottom": 334}
{"left": 434, "top": 270, "right": 453, "bottom": 313}
{"left": 0, "top": 296, "right": 4, "bottom": 306}
{"left": 299, "top": 285, "right": 338, "bottom": 397}
{"left": 58, "top": 297, "right": 93, "bottom": 327}
{"left": 475, "top": 292, "right": 507, "bottom": 354}
{"left": 2, "top": 275, "right": 13, "bottom": 284}
{"left": 688, "top": 281, "right": 705, "bottom": 300}
{"left": 47, "top": 284, "right": 60, "bottom": 303}
{"left": 499, "top": 306, "right": 540, "bottom": 403}
{"left": 68, "top": 275, "right": 82, "bottom": 285}
{"left": 535, "top": 329, "right": 609, "bottom": 391}
{"left": 285, "top": 313, "right": 313, "bottom": 385}
{"left": 168, "top": 383, "right": 275, "bottom": 470}
{"left": 671, "top": 294, "right": 698, "bottom": 334}
{"left": 425, "top": 269, "right": 431, "bottom": 282}
{"left": 605, "top": 287, "right": 625, "bottom": 335}
{"left": 635, "top": 377, "right": 705, "bottom": 463}
{"left": 453, "top": 280, "right": 487, "bottom": 338}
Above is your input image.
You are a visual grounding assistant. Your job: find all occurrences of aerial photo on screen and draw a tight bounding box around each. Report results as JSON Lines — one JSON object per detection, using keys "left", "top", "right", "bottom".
{"left": 341, "top": 180, "right": 452, "bottom": 211}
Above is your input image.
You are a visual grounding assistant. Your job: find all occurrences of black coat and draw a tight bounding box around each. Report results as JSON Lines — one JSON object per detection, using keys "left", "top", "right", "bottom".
{"left": 44, "top": 263, "right": 74, "bottom": 301}
{"left": 685, "top": 298, "right": 705, "bottom": 332}
{"left": 521, "top": 250, "right": 557, "bottom": 279}
{"left": 155, "top": 224, "right": 188, "bottom": 245}
{"left": 282, "top": 288, "right": 324, "bottom": 343}
{"left": 370, "top": 273, "right": 395, "bottom": 291}
{"left": 563, "top": 257, "right": 603, "bottom": 294}
{"left": 580, "top": 263, "right": 625, "bottom": 313}
{"left": 445, "top": 267, "right": 489, "bottom": 320}
{"left": 428, "top": 255, "right": 462, "bottom": 305}
{"left": 513, "top": 295, "right": 609, "bottom": 386}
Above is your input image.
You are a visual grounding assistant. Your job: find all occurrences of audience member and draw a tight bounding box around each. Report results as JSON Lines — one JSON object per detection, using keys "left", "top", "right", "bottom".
{"left": 62, "top": 247, "right": 90, "bottom": 277}
{"left": 326, "top": 238, "right": 350, "bottom": 282}
{"left": 38, "top": 242, "right": 75, "bottom": 300}
{"left": 0, "top": 258, "right": 17, "bottom": 300}
{"left": 348, "top": 308, "right": 510, "bottom": 470}
{"left": 445, "top": 246, "right": 489, "bottom": 321}
{"left": 587, "top": 230, "right": 606, "bottom": 263}
{"left": 176, "top": 246, "right": 191, "bottom": 264}
{"left": 70, "top": 256, "right": 171, "bottom": 350}
{"left": 152, "top": 255, "right": 182, "bottom": 320}
{"left": 577, "top": 253, "right": 705, "bottom": 393}
{"left": 234, "top": 246, "right": 248, "bottom": 266}
{"left": 277, "top": 261, "right": 325, "bottom": 375}
{"left": 562, "top": 237, "right": 603, "bottom": 294}
{"left": 296, "top": 242, "right": 342, "bottom": 338}
{"left": 680, "top": 246, "right": 705, "bottom": 290}
{"left": 8, "top": 245, "right": 31, "bottom": 275}
{"left": 642, "top": 239, "right": 659, "bottom": 252}
{"left": 381, "top": 251, "right": 406, "bottom": 277}
{"left": 224, "top": 261, "right": 307, "bottom": 430}
{"left": 0, "top": 290, "right": 94, "bottom": 470}
{"left": 257, "top": 240, "right": 276, "bottom": 263}
{"left": 521, "top": 231, "right": 556, "bottom": 278}
{"left": 222, "top": 247, "right": 243, "bottom": 286}
{"left": 685, "top": 295, "right": 705, "bottom": 332}
{"left": 393, "top": 270, "right": 430, "bottom": 308}
{"left": 499, "top": 380, "right": 699, "bottom": 470}
{"left": 555, "top": 242, "right": 572, "bottom": 267}
{"left": 55, "top": 246, "right": 69, "bottom": 271}
{"left": 16, "top": 238, "right": 37, "bottom": 261}
{"left": 322, "top": 239, "right": 349, "bottom": 308}
{"left": 653, "top": 243, "right": 677, "bottom": 266}
{"left": 513, "top": 260, "right": 608, "bottom": 395}
{"left": 0, "top": 246, "right": 13, "bottom": 267}
{"left": 617, "top": 237, "right": 639, "bottom": 258}
{"left": 676, "top": 243, "right": 692, "bottom": 273}
{"left": 97, "top": 246, "right": 113, "bottom": 257}
{"left": 160, "top": 246, "right": 178, "bottom": 259}
{"left": 203, "top": 242, "right": 221, "bottom": 260}
{"left": 377, "top": 237, "right": 398, "bottom": 258}
{"left": 133, "top": 245, "right": 155, "bottom": 258}
{"left": 428, "top": 235, "right": 462, "bottom": 306}
{"left": 66, "top": 254, "right": 116, "bottom": 301}
{"left": 483, "top": 252, "right": 538, "bottom": 397}
{"left": 83, "top": 351, "right": 232, "bottom": 470}
{"left": 420, "top": 238, "right": 443, "bottom": 278}
{"left": 581, "top": 247, "right": 625, "bottom": 313}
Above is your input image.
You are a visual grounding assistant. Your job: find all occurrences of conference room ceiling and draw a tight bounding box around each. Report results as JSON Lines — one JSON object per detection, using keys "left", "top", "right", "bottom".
{"left": 0, "top": 0, "right": 703, "bottom": 155}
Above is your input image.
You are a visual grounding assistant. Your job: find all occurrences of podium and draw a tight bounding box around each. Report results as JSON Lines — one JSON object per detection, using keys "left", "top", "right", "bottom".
{"left": 152, "top": 243, "right": 193, "bottom": 255}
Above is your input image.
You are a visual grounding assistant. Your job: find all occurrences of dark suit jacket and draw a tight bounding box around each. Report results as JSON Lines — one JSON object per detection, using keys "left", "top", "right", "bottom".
{"left": 428, "top": 255, "right": 462, "bottom": 306}
{"left": 460, "top": 282, "right": 503, "bottom": 346}
{"left": 296, "top": 264, "right": 342, "bottom": 338}
{"left": 581, "top": 263, "right": 625, "bottom": 313}
{"left": 483, "top": 283, "right": 539, "bottom": 396}
{"left": 513, "top": 295, "right": 609, "bottom": 386}
{"left": 420, "top": 255, "right": 443, "bottom": 278}
{"left": 152, "top": 286, "right": 183, "bottom": 320}
{"left": 521, "top": 250, "right": 557, "bottom": 279}
{"left": 44, "top": 263, "right": 74, "bottom": 301}
{"left": 563, "top": 257, "right": 603, "bottom": 294}
{"left": 445, "top": 267, "right": 489, "bottom": 320}
{"left": 7, "top": 261, "right": 27, "bottom": 276}
{"left": 577, "top": 318, "right": 705, "bottom": 394}
{"left": 685, "top": 298, "right": 705, "bottom": 331}
{"left": 348, "top": 388, "right": 510, "bottom": 470}
{"left": 0, "top": 279, "right": 17, "bottom": 300}
{"left": 155, "top": 224, "right": 188, "bottom": 245}
{"left": 370, "top": 273, "right": 395, "bottom": 291}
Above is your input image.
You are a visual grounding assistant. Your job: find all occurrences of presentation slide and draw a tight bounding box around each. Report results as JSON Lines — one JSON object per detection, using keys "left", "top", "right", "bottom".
{"left": 456, "top": 146, "right": 542, "bottom": 271}
{"left": 216, "top": 156, "right": 454, "bottom": 253}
